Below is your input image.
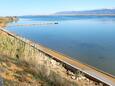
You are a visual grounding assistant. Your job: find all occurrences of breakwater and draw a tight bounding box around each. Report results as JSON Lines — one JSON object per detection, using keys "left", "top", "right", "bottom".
{"left": 8, "top": 22, "right": 58, "bottom": 27}
{"left": 0, "top": 28, "right": 115, "bottom": 86}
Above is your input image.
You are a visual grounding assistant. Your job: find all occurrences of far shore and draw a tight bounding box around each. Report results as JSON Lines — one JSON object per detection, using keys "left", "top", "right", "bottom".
{"left": 0, "top": 17, "right": 18, "bottom": 28}
{"left": 20, "top": 14, "right": 115, "bottom": 17}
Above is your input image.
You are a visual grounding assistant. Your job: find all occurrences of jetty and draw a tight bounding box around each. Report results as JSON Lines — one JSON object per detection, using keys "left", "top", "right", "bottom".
{"left": 8, "top": 22, "right": 59, "bottom": 27}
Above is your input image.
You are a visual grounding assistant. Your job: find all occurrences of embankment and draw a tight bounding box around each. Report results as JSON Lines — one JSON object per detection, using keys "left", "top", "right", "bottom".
{"left": 0, "top": 28, "right": 114, "bottom": 86}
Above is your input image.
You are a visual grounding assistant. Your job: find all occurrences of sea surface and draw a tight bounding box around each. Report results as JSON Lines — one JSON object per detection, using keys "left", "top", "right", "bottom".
{"left": 6, "top": 16, "right": 115, "bottom": 76}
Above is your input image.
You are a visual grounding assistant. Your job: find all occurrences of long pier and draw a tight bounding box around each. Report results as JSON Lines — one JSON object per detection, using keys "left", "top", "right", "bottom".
{"left": 0, "top": 28, "right": 115, "bottom": 86}
{"left": 8, "top": 22, "right": 58, "bottom": 27}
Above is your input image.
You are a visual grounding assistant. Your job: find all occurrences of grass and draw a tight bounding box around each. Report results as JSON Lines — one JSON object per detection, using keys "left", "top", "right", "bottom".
{"left": 0, "top": 21, "right": 104, "bottom": 86}
{"left": 0, "top": 29, "right": 78, "bottom": 86}
{"left": 0, "top": 17, "right": 18, "bottom": 28}
{"left": 0, "top": 54, "right": 78, "bottom": 86}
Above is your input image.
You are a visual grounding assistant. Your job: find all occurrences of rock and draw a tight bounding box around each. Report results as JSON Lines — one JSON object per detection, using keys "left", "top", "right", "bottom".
{"left": 50, "top": 59, "right": 56, "bottom": 65}
{"left": 80, "top": 76, "right": 86, "bottom": 80}
{"left": 99, "top": 83, "right": 103, "bottom": 86}
{"left": 71, "top": 75, "right": 76, "bottom": 80}
{"left": 67, "top": 70, "right": 74, "bottom": 76}
{"left": 56, "top": 62, "right": 60, "bottom": 66}
{"left": 0, "top": 78, "right": 3, "bottom": 86}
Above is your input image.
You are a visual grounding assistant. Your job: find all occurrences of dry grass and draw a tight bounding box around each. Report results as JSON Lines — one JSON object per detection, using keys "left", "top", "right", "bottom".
{"left": 0, "top": 30, "right": 78, "bottom": 86}
{"left": 0, "top": 17, "right": 18, "bottom": 28}
{"left": 0, "top": 54, "right": 77, "bottom": 86}
{"left": 0, "top": 30, "right": 104, "bottom": 86}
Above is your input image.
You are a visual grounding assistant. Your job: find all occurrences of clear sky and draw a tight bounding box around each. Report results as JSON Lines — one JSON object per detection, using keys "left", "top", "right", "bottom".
{"left": 0, "top": 0, "right": 115, "bottom": 16}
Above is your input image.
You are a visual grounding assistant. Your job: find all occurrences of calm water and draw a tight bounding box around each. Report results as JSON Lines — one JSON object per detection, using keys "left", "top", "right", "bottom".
{"left": 6, "top": 16, "right": 115, "bottom": 76}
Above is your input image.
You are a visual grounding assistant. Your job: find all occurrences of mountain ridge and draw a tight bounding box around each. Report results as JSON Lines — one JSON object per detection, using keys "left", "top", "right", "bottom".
{"left": 55, "top": 9, "right": 115, "bottom": 15}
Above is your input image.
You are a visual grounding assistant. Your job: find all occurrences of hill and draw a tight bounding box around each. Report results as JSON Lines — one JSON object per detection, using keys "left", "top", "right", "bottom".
{"left": 55, "top": 9, "right": 115, "bottom": 15}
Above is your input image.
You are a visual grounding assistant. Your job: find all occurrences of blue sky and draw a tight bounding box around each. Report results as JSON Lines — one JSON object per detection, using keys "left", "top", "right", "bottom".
{"left": 0, "top": 0, "right": 115, "bottom": 16}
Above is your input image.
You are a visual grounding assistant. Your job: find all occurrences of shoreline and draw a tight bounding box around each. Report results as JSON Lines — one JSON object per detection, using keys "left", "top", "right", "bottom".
{"left": 19, "top": 14, "right": 115, "bottom": 17}
{"left": 0, "top": 28, "right": 115, "bottom": 86}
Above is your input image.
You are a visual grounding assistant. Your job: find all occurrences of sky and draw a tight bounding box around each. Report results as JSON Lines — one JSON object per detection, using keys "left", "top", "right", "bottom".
{"left": 0, "top": 0, "right": 115, "bottom": 16}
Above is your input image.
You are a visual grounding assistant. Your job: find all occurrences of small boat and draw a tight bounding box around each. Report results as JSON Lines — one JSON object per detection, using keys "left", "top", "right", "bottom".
{"left": 54, "top": 22, "right": 58, "bottom": 24}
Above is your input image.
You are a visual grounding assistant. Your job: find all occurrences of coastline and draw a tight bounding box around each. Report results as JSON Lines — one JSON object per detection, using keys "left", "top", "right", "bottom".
{"left": 0, "top": 28, "right": 115, "bottom": 86}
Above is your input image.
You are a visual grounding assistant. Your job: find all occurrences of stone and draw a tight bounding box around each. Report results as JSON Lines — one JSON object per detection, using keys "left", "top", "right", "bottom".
{"left": 71, "top": 75, "right": 76, "bottom": 80}
{"left": 0, "top": 78, "right": 3, "bottom": 86}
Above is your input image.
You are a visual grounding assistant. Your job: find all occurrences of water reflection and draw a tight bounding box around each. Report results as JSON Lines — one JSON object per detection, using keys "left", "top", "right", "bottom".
{"left": 6, "top": 16, "right": 115, "bottom": 76}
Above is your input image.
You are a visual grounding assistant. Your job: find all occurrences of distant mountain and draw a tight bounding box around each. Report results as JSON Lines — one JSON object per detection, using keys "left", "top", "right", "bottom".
{"left": 55, "top": 9, "right": 115, "bottom": 15}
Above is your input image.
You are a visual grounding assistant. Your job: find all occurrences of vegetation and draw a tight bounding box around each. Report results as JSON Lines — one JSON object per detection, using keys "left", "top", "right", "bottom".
{"left": 0, "top": 29, "right": 78, "bottom": 86}
{"left": 0, "top": 55, "right": 77, "bottom": 86}
{"left": 0, "top": 21, "right": 103, "bottom": 86}
{"left": 0, "top": 17, "right": 18, "bottom": 28}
